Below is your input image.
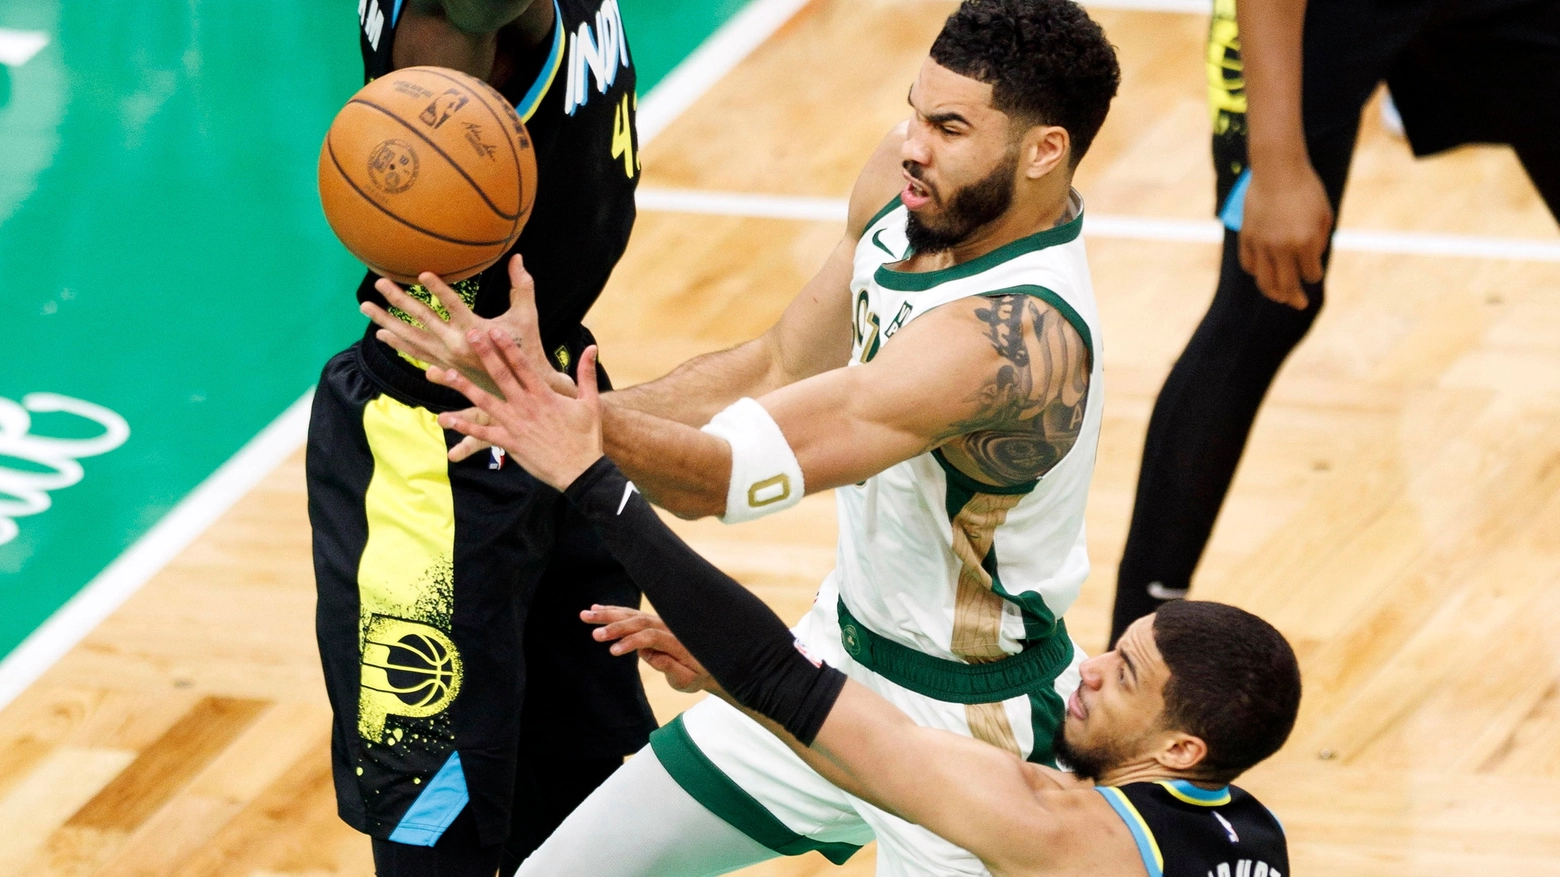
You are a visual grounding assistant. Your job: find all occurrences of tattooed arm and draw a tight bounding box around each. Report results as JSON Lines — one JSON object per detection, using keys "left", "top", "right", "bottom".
{"left": 754, "top": 292, "right": 1092, "bottom": 493}
{"left": 934, "top": 295, "right": 1091, "bottom": 486}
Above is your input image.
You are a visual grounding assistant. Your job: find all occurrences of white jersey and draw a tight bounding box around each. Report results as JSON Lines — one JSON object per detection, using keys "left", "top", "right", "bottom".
{"left": 822, "top": 190, "right": 1103, "bottom": 663}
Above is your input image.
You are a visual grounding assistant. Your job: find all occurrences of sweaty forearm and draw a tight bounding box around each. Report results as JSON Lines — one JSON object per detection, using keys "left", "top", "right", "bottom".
{"left": 601, "top": 404, "right": 730, "bottom": 519}
{"left": 565, "top": 458, "right": 845, "bottom": 744}
{"left": 608, "top": 337, "right": 786, "bottom": 427}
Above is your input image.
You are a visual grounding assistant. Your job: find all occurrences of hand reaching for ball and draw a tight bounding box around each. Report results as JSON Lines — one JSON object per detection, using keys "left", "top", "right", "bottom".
{"left": 363, "top": 255, "right": 577, "bottom": 461}
{"left": 428, "top": 329, "right": 605, "bottom": 491}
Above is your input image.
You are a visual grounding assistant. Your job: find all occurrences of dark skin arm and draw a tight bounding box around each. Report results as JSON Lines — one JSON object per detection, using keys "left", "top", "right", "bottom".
{"left": 391, "top": 0, "right": 554, "bottom": 84}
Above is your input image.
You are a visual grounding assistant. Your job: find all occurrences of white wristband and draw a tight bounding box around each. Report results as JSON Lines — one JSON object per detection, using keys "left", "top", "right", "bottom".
{"left": 700, "top": 398, "right": 805, "bottom": 524}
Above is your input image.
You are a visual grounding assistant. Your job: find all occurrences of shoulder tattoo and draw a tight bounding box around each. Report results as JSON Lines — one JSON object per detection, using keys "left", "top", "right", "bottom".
{"left": 938, "top": 294, "right": 1091, "bottom": 487}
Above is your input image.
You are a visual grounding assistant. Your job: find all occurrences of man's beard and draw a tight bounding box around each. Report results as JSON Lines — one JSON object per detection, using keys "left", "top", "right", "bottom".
{"left": 903, "top": 150, "right": 1019, "bottom": 255}
{"left": 1052, "top": 724, "right": 1129, "bottom": 782}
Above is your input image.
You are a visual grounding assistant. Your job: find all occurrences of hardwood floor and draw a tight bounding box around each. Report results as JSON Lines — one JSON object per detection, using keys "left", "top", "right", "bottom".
{"left": 4, "top": 1, "right": 1559, "bottom": 874}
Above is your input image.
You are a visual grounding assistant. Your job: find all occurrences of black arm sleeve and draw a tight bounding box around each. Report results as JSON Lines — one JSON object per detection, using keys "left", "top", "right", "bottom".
{"left": 564, "top": 457, "right": 846, "bottom": 746}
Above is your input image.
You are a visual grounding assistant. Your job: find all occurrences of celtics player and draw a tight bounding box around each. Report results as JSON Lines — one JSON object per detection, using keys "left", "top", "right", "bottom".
{"left": 369, "top": 0, "right": 1120, "bottom": 871}
{"left": 414, "top": 327, "right": 1301, "bottom": 877}
{"left": 307, "top": 1, "right": 655, "bottom": 874}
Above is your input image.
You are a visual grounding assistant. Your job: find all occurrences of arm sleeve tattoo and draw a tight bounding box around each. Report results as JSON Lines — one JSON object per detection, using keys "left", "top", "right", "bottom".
{"left": 937, "top": 293, "right": 1091, "bottom": 487}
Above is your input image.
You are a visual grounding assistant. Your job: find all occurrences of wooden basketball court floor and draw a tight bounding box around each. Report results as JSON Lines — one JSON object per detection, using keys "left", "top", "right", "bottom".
{"left": 5, "top": 0, "right": 1560, "bottom": 874}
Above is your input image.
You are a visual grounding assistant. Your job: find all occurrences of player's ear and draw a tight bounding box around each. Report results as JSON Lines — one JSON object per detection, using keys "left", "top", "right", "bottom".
{"left": 1019, "top": 124, "right": 1069, "bottom": 180}
{"left": 1154, "top": 730, "right": 1210, "bottom": 773}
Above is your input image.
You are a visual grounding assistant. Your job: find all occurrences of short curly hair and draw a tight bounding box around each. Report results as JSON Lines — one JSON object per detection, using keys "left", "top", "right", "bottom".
{"left": 1154, "top": 601, "right": 1302, "bottom": 783}
{"left": 930, "top": 0, "right": 1121, "bottom": 163}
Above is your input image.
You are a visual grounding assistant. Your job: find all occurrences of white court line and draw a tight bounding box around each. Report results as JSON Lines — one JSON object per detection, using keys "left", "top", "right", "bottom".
{"left": 637, "top": 187, "right": 1560, "bottom": 262}
{"left": 637, "top": 0, "right": 814, "bottom": 144}
{"left": 0, "top": 392, "right": 314, "bottom": 710}
{"left": 0, "top": 29, "right": 49, "bottom": 67}
{"left": 0, "top": 2, "right": 812, "bottom": 710}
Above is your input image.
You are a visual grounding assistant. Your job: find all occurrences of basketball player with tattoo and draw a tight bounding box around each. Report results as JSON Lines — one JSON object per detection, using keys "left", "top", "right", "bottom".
{"left": 368, "top": 2, "right": 1122, "bottom": 871}
{"left": 306, "top": 1, "right": 655, "bottom": 874}
{"left": 425, "top": 328, "right": 1301, "bottom": 877}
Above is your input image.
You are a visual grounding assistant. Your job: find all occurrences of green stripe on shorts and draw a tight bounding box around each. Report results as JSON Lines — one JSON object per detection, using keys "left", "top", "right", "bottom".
{"left": 649, "top": 716, "right": 863, "bottom": 865}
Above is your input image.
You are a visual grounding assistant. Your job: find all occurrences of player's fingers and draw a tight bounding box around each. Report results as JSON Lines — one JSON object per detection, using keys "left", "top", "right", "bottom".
{"left": 438, "top": 416, "right": 507, "bottom": 448}
{"left": 367, "top": 317, "right": 442, "bottom": 366}
{"left": 428, "top": 365, "right": 502, "bottom": 414}
{"left": 419, "top": 273, "right": 475, "bottom": 327}
{"left": 438, "top": 406, "right": 490, "bottom": 432}
{"left": 641, "top": 651, "right": 694, "bottom": 683}
{"left": 1252, "top": 250, "right": 1283, "bottom": 304}
{"left": 487, "top": 329, "right": 547, "bottom": 394}
{"left": 1269, "top": 252, "right": 1299, "bottom": 302}
{"left": 376, "top": 278, "right": 448, "bottom": 335}
{"left": 1238, "top": 231, "right": 1257, "bottom": 277}
{"left": 608, "top": 630, "right": 673, "bottom": 656}
{"left": 592, "top": 615, "right": 661, "bottom": 642}
{"left": 1299, "top": 238, "right": 1327, "bottom": 286}
{"left": 581, "top": 605, "right": 644, "bottom": 626}
{"left": 577, "top": 346, "right": 601, "bottom": 408}
{"left": 1271, "top": 253, "right": 1310, "bottom": 310}
{"left": 507, "top": 255, "right": 539, "bottom": 311}
{"left": 468, "top": 331, "right": 531, "bottom": 401}
{"left": 447, "top": 435, "right": 493, "bottom": 463}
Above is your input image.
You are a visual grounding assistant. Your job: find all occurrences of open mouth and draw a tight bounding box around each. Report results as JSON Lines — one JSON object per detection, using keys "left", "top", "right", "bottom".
{"left": 901, "top": 168, "right": 933, "bottom": 210}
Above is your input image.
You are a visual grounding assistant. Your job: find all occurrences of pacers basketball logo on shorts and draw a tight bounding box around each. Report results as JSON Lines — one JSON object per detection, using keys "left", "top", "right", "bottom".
{"left": 367, "top": 139, "right": 418, "bottom": 193}
{"left": 358, "top": 614, "right": 464, "bottom": 743}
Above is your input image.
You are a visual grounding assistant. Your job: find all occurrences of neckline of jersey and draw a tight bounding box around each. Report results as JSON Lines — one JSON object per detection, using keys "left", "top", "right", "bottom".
{"left": 873, "top": 189, "right": 1084, "bottom": 292}
{"left": 1157, "top": 779, "right": 1233, "bottom": 806}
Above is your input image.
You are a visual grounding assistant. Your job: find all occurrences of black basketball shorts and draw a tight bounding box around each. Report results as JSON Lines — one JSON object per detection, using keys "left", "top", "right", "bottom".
{"left": 306, "top": 331, "right": 655, "bottom": 847}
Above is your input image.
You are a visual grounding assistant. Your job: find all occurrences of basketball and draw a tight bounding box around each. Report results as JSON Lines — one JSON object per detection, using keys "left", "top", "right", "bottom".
{"left": 317, "top": 66, "right": 538, "bottom": 284}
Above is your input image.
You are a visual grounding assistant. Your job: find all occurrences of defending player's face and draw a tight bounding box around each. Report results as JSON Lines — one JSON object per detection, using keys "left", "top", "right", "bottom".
{"left": 1055, "top": 615, "right": 1175, "bottom": 779}
{"left": 900, "top": 59, "right": 1021, "bottom": 251}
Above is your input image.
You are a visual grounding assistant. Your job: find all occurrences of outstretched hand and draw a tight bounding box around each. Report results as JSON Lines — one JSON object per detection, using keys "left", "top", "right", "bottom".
{"left": 428, "top": 329, "right": 604, "bottom": 491}
{"left": 361, "top": 255, "right": 568, "bottom": 397}
{"left": 583, "top": 604, "right": 716, "bottom": 695}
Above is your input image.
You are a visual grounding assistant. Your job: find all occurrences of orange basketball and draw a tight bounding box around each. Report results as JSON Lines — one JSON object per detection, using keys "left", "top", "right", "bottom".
{"left": 318, "top": 66, "right": 538, "bottom": 284}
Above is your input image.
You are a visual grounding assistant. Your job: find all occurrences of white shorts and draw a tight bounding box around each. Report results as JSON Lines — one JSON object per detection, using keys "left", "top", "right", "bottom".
{"left": 649, "top": 597, "right": 1085, "bottom": 877}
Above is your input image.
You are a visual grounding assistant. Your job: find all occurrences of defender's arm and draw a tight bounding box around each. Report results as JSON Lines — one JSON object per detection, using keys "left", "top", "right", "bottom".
{"left": 393, "top": 0, "right": 550, "bottom": 79}
{"left": 798, "top": 685, "right": 1134, "bottom": 876}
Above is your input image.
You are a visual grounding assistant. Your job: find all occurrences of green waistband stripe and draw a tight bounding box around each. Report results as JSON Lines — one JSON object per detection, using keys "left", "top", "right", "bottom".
{"left": 649, "top": 717, "right": 863, "bottom": 865}
{"left": 837, "top": 599, "right": 1074, "bottom": 704}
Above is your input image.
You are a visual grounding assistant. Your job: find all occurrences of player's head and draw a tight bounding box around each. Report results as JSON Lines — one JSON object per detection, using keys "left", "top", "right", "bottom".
{"left": 1055, "top": 601, "right": 1301, "bottom": 784}
{"left": 901, "top": 0, "right": 1120, "bottom": 253}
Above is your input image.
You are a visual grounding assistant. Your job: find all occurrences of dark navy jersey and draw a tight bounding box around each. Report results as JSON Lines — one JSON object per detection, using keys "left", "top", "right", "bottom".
{"left": 354, "top": 0, "right": 638, "bottom": 359}
{"left": 1098, "top": 780, "right": 1288, "bottom": 877}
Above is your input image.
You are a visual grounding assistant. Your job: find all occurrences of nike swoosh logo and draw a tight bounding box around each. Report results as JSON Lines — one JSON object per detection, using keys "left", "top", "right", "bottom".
{"left": 617, "top": 481, "right": 639, "bottom": 515}
{"left": 1146, "top": 582, "right": 1189, "bottom": 601}
{"left": 871, "top": 228, "right": 897, "bottom": 258}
